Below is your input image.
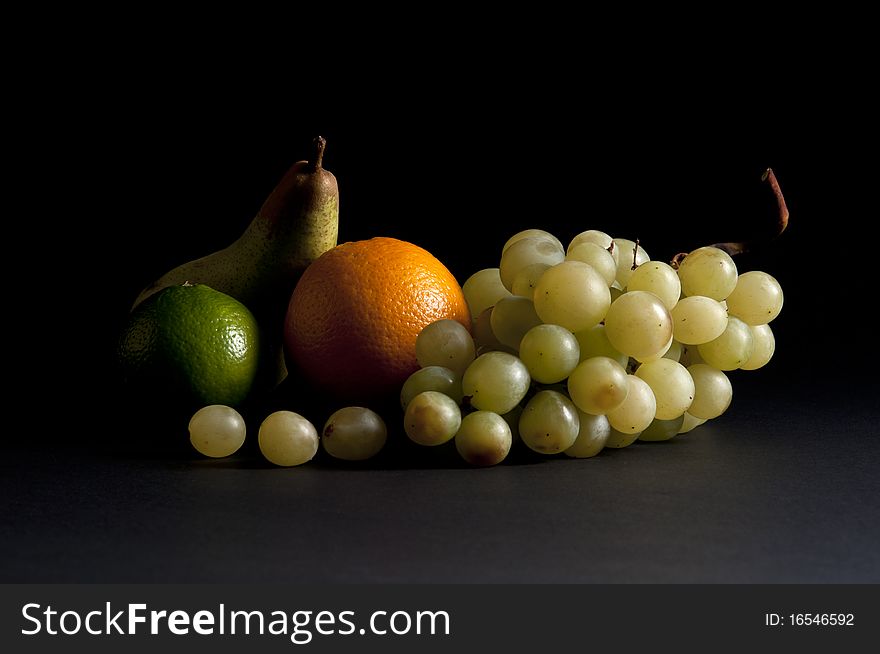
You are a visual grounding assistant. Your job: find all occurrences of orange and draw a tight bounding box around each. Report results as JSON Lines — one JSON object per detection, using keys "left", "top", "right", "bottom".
{"left": 284, "top": 237, "right": 471, "bottom": 403}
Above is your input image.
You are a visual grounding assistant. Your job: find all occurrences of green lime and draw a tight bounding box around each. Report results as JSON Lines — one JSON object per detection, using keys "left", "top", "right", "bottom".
{"left": 118, "top": 283, "right": 261, "bottom": 409}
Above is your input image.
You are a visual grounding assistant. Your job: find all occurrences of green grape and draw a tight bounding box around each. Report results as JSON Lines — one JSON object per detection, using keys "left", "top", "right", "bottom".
{"left": 566, "top": 242, "right": 617, "bottom": 286}
{"left": 724, "top": 270, "right": 784, "bottom": 325}
{"left": 687, "top": 364, "right": 733, "bottom": 420}
{"left": 638, "top": 415, "right": 686, "bottom": 442}
{"left": 519, "top": 390, "right": 581, "bottom": 454}
{"left": 605, "top": 428, "right": 640, "bottom": 449}
{"left": 604, "top": 291, "right": 673, "bottom": 361}
{"left": 568, "top": 229, "right": 615, "bottom": 256}
{"left": 473, "top": 307, "right": 515, "bottom": 355}
{"left": 606, "top": 375, "right": 657, "bottom": 434}
{"left": 567, "top": 356, "right": 629, "bottom": 415}
{"left": 188, "top": 405, "right": 247, "bottom": 458}
{"left": 671, "top": 296, "right": 729, "bottom": 345}
{"left": 455, "top": 411, "right": 512, "bottom": 466}
{"left": 697, "top": 316, "right": 754, "bottom": 371}
{"left": 490, "top": 296, "right": 543, "bottom": 350}
{"left": 511, "top": 262, "right": 551, "bottom": 299}
{"left": 462, "top": 268, "right": 512, "bottom": 319}
{"left": 627, "top": 261, "right": 681, "bottom": 310}
{"left": 740, "top": 324, "right": 775, "bottom": 370}
{"left": 499, "top": 236, "right": 565, "bottom": 290}
{"left": 611, "top": 237, "right": 649, "bottom": 287}
{"left": 634, "top": 358, "right": 695, "bottom": 420}
{"left": 518, "top": 324, "right": 581, "bottom": 384}
{"left": 322, "top": 407, "right": 387, "bottom": 461}
{"left": 400, "top": 366, "right": 463, "bottom": 409}
{"left": 258, "top": 411, "right": 319, "bottom": 467}
{"left": 574, "top": 324, "right": 629, "bottom": 367}
{"left": 677, "top": 246, "right": 738, "bottom": 300}
{"left": 564, "top": 411, "right": 611, "bottom": 458}
{"left": 533, "top": 260, "right": 611, "bottom": 332}
{"left": 678, "top": 412, "right": 708, "bottom": 434}
{"left": 503, "top": 228, "right": 565, "bottom": 254}
{"left": 663, "top": 340, "right": 683, "bottom": 362}
{"left": 403, "top": 391, "right": 462, "bottom": 446}
{"left": 415, "top": 319, "right": 476, "bottom": 376}
{"left": 462, "top": 352, "right": 531, "bottom": 414}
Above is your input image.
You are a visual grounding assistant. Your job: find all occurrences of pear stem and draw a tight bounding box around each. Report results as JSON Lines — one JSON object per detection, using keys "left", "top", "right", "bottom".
{"left": 309, "top": 136, "right": 327, "bottom": 171}
{"left": 670, "top": 167, "right": 789, "bottom": 267}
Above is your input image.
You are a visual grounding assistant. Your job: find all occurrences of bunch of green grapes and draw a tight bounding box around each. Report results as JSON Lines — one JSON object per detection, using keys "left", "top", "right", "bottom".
{"left": 403, "top": 227, "right": 783, "bottom": 466}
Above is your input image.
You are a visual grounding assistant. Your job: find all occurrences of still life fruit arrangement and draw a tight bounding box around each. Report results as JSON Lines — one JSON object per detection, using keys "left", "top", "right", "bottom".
{"left": 117, "top": 137, "right": 786, "bottom": 467}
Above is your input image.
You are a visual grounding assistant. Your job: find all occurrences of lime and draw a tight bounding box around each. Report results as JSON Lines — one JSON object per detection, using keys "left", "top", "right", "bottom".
{"left": 118, "top": 283, "right": 261, "bottom": 409}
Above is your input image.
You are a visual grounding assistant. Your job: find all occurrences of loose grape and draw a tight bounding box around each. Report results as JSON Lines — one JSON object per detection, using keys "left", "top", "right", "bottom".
{"left": 322, "top": 407, "right": 387, "bottom": 461}
{"left": 188, "top": 405, "right": 247, "bottom": 458}
{"left": 403, "top": 391, "right": 462, "bottom": 446}
{"left": 258, "top": 411, "right": 319, "bottom": 467}
{"left": 455, "top": 411, "right": 512, "bottom": 466}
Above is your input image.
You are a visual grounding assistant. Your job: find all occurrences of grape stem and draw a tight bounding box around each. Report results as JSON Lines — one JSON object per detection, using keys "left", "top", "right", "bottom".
{"left": 632, "top": 239, "right": 640, "bottom": 271}
{"left": 671, "top": 168, "right": 789, "bottom": 267}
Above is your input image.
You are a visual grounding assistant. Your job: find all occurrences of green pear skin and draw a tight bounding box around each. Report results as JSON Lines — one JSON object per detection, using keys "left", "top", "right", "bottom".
{"left": 134, "top": 136, "right": 338, "bottom": 311}
{"left": 133, "top": 136, "right": 339, "bottom": 385}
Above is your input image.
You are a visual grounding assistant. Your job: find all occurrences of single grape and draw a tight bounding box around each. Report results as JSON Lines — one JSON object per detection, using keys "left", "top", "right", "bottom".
{"left": 740, "top": 324, "right": 775, "bottom": 370}
{"left": 724, "top": 270, "right": 784, "bottom": 325}
{"left": 455, "top": 411, "right": 512, "bottom": 466}
{"left": 697, "top": 316, "right": 754, "bottom": 371}
{"left": 670, "top": 296, "right": 729, "bottom": 345}
{"left": 462, "top": 268, "right": 512, "bottom": 319}
{"left": 188, "top": 405, "right": 247, "bottom": 458}
{"left": 611, "top": 237, "right": 649, "bottom": 287}
{"left": 490, "top": 296, "right": 543, "bottom": 350}
{"left": 567, "top": 356, "right": 629, "bottom": 415}
{"left": 564, "top": 411, "right": 611, "bottom": 458}
{"left": 566, "top": 242, "right": 617, "bottom": 286}
{"left": 605, "top": 428, "right": 641, "bottom": 449}
{"left": 511, "top": 262, "right": 551, "bottom": 299}
{"left": 462, "top": 351, "right": 531, "bottom": 414}
{"left": 503, "top": 228, "right": 565, "bottom": 254}
{"left": 678, "top": 412, "right": 708, "bottom": 434}
{"left": 472, "top": 307, "right": 515, "bottom": 355}
{"left": 533, "top": 260, "right": 611, "bottom": 332}
{"left": 258, "top": 411, "right": 319, "bottom": 467}
{"left": 518, "top": 324, "right": 581, "bottom": 384}
{"left": 638, "top": 415, "right": 686, "bottom": 442}
{"left": 400, "top": 366, "right": 463, "bottom": 409}
{"left": 627, "top": 261, "right": 681, "bottom": 310}
{"left": 322, "top": 407, "right": 387, "bottom": 461}
{"left": 415, "top": 319, "right": 476, "bottom": 376}
{"left": 677, "top": 246, "right": 738, "bottom": 300}
{"left": 499, "top": 236, "right": 565, "bottom": 290}
{"left": 634, "top": 358, "right": 695, "bottom": 420}
{"left": 403, "top": 391, "right": 462, "bottom": 446}
{"left": 687, "top": 364, "right": 733, "bottom": 420}
{"left": 604, "top": 291, "right": 673, "bottom": 361}
{"left": 519, "top": 390, "right": 581, "bottom": 454}
{"left": 606, "top": 375, "right": 657, "bottom": 434}
{"left": 573, "top": 324, "right": 629, "bottom": 367}
{"left": 568, "top": 229, "right": 615, "bottom": 256}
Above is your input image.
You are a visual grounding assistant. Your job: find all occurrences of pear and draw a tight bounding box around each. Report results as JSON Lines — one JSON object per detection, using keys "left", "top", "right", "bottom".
{"left": 133, "top": 136, "right": 339, "bottom": 384}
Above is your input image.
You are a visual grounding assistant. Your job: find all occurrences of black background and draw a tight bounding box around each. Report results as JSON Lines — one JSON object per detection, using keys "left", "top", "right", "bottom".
{"left": 5, "top": 23, "right": 879, "bottom": 586}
